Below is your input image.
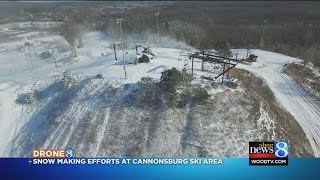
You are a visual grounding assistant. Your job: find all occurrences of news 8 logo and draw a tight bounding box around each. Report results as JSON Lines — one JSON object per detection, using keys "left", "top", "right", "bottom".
{"left": 274, "top": 142, "right": 288, "bottom": 158}
{"left": 66, "top": 150, "right": 73, "bottom": 158}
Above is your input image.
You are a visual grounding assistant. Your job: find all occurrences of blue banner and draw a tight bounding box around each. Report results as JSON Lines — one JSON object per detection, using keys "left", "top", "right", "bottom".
{"left": 0, "top": 158, "right": 319, "bottom": 179}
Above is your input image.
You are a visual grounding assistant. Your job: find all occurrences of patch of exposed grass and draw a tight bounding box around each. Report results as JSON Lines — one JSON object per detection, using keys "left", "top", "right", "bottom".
{"left": 284, "top": 63, "right": 320, "bottom": 100}
{"left": 230, "top": 68, "right": 314, "bottom": 157}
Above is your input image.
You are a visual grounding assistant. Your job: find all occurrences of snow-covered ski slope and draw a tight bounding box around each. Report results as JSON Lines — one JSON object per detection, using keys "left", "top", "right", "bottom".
{"left": 0, "top": 24, "right": 219, "bottom": 156}
{"left": 234, "top": 49, "right": 320, "bottom": 157}
{"left": 0, "top": 22, "right": 320, "bottom": 157}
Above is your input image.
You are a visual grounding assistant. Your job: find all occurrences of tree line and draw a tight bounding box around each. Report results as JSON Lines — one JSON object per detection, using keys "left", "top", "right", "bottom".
{"left": 15, "top": 1, "right": 320, "bottom": 67}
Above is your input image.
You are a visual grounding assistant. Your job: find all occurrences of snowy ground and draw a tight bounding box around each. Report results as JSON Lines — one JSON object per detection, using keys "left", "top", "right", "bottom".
{"left": 0, "top": 22, "right": 226, "bottom": 157}
{"left": 233, "top": 49, "right": 320, "bottom": 157}
{"left": 0, "top": 22, "right": 318, "bottom": 157}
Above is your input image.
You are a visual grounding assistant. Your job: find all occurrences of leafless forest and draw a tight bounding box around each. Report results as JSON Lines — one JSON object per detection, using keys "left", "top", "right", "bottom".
{"left": 1, "top": 1, "right": 319, "bottom": 67}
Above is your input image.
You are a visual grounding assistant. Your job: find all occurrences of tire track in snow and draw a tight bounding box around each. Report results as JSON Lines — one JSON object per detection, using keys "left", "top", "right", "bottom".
{"left": 42, "top": 78, "right": 105, "bottom": 150}
{"left": 274, "top": 62, "right": 320, "bottom": 156}
{"left": 278, "top": 61, "right": 320, "bottom": 117}
{"left": 52, "top": 80, "right": 107, "bottom": 153}
{"left": 93, "top": 108, "right": 110, "bottom": 157}
{"left": 275, "top": 62, "right": 316, "bottom": 121}
{"left": 277, "top": 61, "right": 320, "bottom": 119}
{"left": 236, "top": 50, "right": 320, "bottom": 157}
{"left": 280, "top": 73, "right": 320, "bottom": 119}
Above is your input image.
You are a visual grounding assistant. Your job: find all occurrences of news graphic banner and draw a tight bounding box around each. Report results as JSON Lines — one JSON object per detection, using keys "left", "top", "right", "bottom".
{"left": 31, "top": 149, "right": 223, "bottom": 165}
{"left": 1, "top": 158, "right": 320, "bottom": 179}
{"left": 0, "top": 142, "right": 318, "bottom": 179}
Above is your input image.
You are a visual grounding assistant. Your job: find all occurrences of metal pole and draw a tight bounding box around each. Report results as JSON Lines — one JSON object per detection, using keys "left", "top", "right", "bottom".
{"left": 227, "top": 53, "right": 238, "bottom": 79}
{"left": 188, "top": 25, "right": 191, "bottom": 45}
{"left": 117, "top": 18, "right": 126, "bottom": 79}
{"left": 113, "top": 44, "right": 117, "bottom": 61}
{"left": 155, "top": 12, "right": 160, "bottom": 45}
{"left": 260, "top": 20, "right": 267, "bottom": 49}
{"left": 192, "top": 57, "right": 194, "bottom": 76}
{"left": 246, "top": 49, "right": 249, "bottom": 59}
{"left": 120, "top": 20, "right": 124, "bottom": 61}
{"left": 227, "top": 58, "right": 230, "bottom": 79}
{"left": 201, "top": 51, "right": 205, "bottom": 71}
{"left": 135, "top": 45, "right": 138, "bottom": 55}
{"left": 157, "top": 15, "right": 159, "bottom": 45}
{"left": 222, "top": 63, "right": 226, "bottom": 84}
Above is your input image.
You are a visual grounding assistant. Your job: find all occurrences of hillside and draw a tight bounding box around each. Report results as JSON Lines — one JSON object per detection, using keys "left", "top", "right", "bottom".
{"left": 0, "top": 22, "right": 317, "bottom": 157}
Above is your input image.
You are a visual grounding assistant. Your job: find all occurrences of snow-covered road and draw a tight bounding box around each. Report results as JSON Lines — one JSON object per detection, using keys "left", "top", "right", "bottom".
{"left": 235, "top": 49, "right": 320, "bottom": 157}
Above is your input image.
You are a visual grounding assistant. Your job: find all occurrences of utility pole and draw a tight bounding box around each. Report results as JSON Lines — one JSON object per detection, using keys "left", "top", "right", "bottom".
{"left": 117, "top": 18, "right": 126, "bottom": 79}
{"left": 155, "top": 12, "right": 160, "bottom": 45}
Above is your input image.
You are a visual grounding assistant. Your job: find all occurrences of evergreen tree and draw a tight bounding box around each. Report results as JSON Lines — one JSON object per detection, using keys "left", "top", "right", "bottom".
{"left": 215, "top": 41, "right": 232, "bottom": 57}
